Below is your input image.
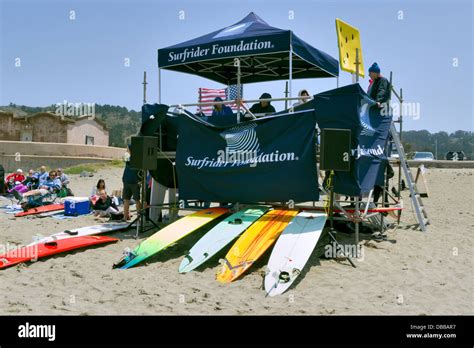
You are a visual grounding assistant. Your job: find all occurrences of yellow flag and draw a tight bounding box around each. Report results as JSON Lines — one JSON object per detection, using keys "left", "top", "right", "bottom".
{"left": 335, "top": 19, "right": 365, "bottom": 78}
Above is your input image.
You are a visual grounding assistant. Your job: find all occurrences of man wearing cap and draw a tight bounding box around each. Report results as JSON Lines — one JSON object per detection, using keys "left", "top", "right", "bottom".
{"left": 367, "top": 62, "right": 390, "bottom": 109}
{"left": 249, "top": 93, "right": 276, "bottom": 116}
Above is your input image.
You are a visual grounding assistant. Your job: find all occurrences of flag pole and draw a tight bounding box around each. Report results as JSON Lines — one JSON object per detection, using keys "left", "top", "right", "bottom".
{"left": 234, "top": 58, "right": 241, "bottom": 124}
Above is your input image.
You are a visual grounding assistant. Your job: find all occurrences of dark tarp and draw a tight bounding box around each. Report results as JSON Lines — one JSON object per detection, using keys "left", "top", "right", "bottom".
{"left": 158, "top": 12, "right": 338, "bottom": 84}
{"left": 175, "top": 109, "right": 319, "bottom": 203}
{"left": 141, "top": 84, "right": 392, "bottom": 198}
{"left": 314, "top": 84, "right": 392, "bottom": 196}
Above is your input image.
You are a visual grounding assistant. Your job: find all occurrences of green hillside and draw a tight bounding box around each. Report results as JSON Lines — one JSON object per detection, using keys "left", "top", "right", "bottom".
{"left": 3, "top": 103, "right": 473, "bottom": 158}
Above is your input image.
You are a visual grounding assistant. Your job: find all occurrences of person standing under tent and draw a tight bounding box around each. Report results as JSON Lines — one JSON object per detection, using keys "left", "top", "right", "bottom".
{"left": 210, "top": 97, "right": 235, "bottom": 126}
{"left": 293, "top": 89, "right": 312, "bottom": 107}
{"left": 367, "top": 62, "right": 390, "bottom": 109}
{"left": 122, "top": 145, "right": 141, "bottom": 222}
{"left": 248, "top": 93, "right": 276, "bottom": 115}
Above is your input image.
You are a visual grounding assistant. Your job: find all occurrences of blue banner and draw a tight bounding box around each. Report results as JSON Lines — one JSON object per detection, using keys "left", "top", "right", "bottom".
{"left": 313, "top": 84, "right": 392, "bottom": 196}
{"left": 176, "top": 110, "right": 319, "bottom": 203}
{"left": 357, "top": 98, "right": 393, "bottom": 192}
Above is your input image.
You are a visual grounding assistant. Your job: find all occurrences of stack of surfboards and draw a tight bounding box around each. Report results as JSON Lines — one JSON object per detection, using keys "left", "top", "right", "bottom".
{"left": 114, "top": 206, "right": 328, "bottom": 296}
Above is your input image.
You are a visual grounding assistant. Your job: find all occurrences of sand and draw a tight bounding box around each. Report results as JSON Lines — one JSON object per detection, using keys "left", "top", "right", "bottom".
{"left": 0, "top": 167, "right": 472, "bottom": 315}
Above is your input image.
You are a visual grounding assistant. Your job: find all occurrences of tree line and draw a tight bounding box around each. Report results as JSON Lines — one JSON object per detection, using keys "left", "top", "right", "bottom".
{"left": 5, "top": 103, "right": 474, "bottom": 157}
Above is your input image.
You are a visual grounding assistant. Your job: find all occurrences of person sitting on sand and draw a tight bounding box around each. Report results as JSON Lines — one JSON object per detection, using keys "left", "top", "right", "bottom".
{"left": 7, "top": 181, "right": 29, "bottom": 195}
{"left": 56, "top": 168, "right": 70, "bottom": 187}
{"left": 5, "top": 169, "right": 26, "bottom": 190}
{"left": 38, "top": 166, "right": 49, "bottom": 185}
{"left": 90, "top": 179, "right": 106, "bottom": 205}
{"left": 93, "top": 189, "right": 121, "bottom": 218}
{"left": 22, "top": 169, "right": 39, "bottom": 190}
{"left": 38, "top": 170, "right": 62, "bottom": 194}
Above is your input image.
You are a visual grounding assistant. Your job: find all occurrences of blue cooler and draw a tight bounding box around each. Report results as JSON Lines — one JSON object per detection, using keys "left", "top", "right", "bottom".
{"left": 64, "top": 197, "right": 90, "bottom": 216}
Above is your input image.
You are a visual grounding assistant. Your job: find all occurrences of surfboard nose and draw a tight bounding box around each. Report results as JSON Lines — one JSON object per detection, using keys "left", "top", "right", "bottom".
{"left": 178, "top": 254, "right": 194, "bottom": 273}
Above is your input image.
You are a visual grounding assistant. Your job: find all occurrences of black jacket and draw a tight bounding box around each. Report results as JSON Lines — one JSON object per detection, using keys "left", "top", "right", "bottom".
{"left": 249, "top": 103, "right": 276, "bottom": 115}
{"left": 369, "top": 76, "right": 391, "bottom": 103}
{"left": 93, "top": 196, "right": 117, "bottom": 211}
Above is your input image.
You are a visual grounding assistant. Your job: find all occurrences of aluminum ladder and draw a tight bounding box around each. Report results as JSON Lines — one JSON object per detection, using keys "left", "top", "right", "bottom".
{"left": 390, "top": 122, "right": 429, "bottom": 231}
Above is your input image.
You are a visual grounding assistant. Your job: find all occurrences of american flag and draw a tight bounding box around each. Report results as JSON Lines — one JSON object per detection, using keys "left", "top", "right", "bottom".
{"left": 198, "top": 85, "right": 243, "bottom": 116}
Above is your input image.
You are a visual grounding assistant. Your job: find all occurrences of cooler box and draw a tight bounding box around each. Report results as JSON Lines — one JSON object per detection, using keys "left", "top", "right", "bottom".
{"left": 64, "top": 197, "right": 90, "bottom": 216}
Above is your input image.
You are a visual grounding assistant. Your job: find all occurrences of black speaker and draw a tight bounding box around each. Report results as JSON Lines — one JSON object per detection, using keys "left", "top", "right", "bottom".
{"left": 320, "top": 128, "right": 351, "bottom": 172}
{"left": 130, "top": 136, "right": 158, "bottom": 170}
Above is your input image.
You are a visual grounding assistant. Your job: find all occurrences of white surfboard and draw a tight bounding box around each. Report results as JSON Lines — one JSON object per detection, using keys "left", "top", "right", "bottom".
{"left": 37, "top": 210, "right": 65, "bottom": 218}
{"left": 28, "top": 222, "right": 130, "bottom": 246}
{"left": 264, "top": 211, "right": 327, "bottom": 297}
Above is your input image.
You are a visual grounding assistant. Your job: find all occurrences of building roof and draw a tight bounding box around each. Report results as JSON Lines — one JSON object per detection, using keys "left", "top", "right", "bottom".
{"left": 0, "top": 110, "right": 108, "bottom": 131}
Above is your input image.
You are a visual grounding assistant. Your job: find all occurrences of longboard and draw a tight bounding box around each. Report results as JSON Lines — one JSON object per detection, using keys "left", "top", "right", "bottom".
{"left": 28, "top": 222, "right": 130, "bottom": 246}
{"left": 216, "top": 209, "right": 298, "bottom": 283}
{"left": 37, "top": 210, "right": 65, "bottom": 218}
{"left": 265, "top": 211, "right": 327, "bottom": 297}
{"left": 0, "top": 236, "right": 118, "bottom": 269}
{"left": 179, "top": 206, "right": 270, "bottom": 273}
{"left": 307, "top": 206, "right": 402, "bottom": 214}
{"left": 14, "top": 204, "right": 65, "bottom": 217}
{"left": 115, "top": 207, "right": 229, "bottom": 270}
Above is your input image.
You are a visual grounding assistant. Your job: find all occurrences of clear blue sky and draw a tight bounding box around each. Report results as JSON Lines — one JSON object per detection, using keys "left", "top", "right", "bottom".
{"left": 1, "top": 0, "right": 472, "bottom": 132}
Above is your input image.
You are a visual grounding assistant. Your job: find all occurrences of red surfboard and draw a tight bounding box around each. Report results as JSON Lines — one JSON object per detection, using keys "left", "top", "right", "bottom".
{"left": 14, "top": 204, "right": 64, "bottom": 217}
{"left": 0, "top": 236, "right": 118, "bottom": 269}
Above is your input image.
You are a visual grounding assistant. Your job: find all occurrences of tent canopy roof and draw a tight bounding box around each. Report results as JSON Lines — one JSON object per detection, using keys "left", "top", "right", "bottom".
{"left": 158, "top": 12, "right": 339, "bottom": 84}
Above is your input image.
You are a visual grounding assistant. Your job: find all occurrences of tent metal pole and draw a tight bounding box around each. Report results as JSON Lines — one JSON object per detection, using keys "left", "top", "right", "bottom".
{"left": 355, "top": 196, "right": 360, "bottom": 244}
{"left": 158, "top": 68, "right": 161, "bottom": 103}
{"left": 150, "top": 67, "right": 164, "bottom": 223}
{"left": 284, "top": 81, "right": 289, "bottom": 110}
{"left": 355, "top": 48, "right": 360, "bottom": 83}
{"left": 289, "top": 46, "right": 293, "bottom": 99}
{"left": 234, "top": 58, "right": 241, "bottom": 124}
{"left": 142, "top": 71, "right": 147, "bottom": 104}
{"left": 397, "top": 88, "right": 403, "bottom": 225}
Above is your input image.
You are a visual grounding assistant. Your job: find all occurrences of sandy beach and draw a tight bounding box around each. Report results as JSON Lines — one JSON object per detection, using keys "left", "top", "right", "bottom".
{"left": 0, "top": 166, "right": 472, "bottom": 315}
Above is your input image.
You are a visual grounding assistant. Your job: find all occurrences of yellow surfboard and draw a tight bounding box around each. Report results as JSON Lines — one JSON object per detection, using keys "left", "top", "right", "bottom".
{"left": 216, "top": 209, "right": 298, "bottom": 283}
{"left": 117, "top": 207, "right": 229, "bottom": 269}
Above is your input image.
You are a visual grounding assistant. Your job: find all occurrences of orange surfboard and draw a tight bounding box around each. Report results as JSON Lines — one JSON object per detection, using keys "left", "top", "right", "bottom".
{"left": 216, "top": 209, "right": 298, "bottom": 283}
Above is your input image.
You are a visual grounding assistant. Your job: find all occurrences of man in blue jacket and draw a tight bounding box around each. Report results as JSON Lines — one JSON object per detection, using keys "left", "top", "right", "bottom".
{"left": 210, "top": 97, "right": 236, "bottom": 126}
